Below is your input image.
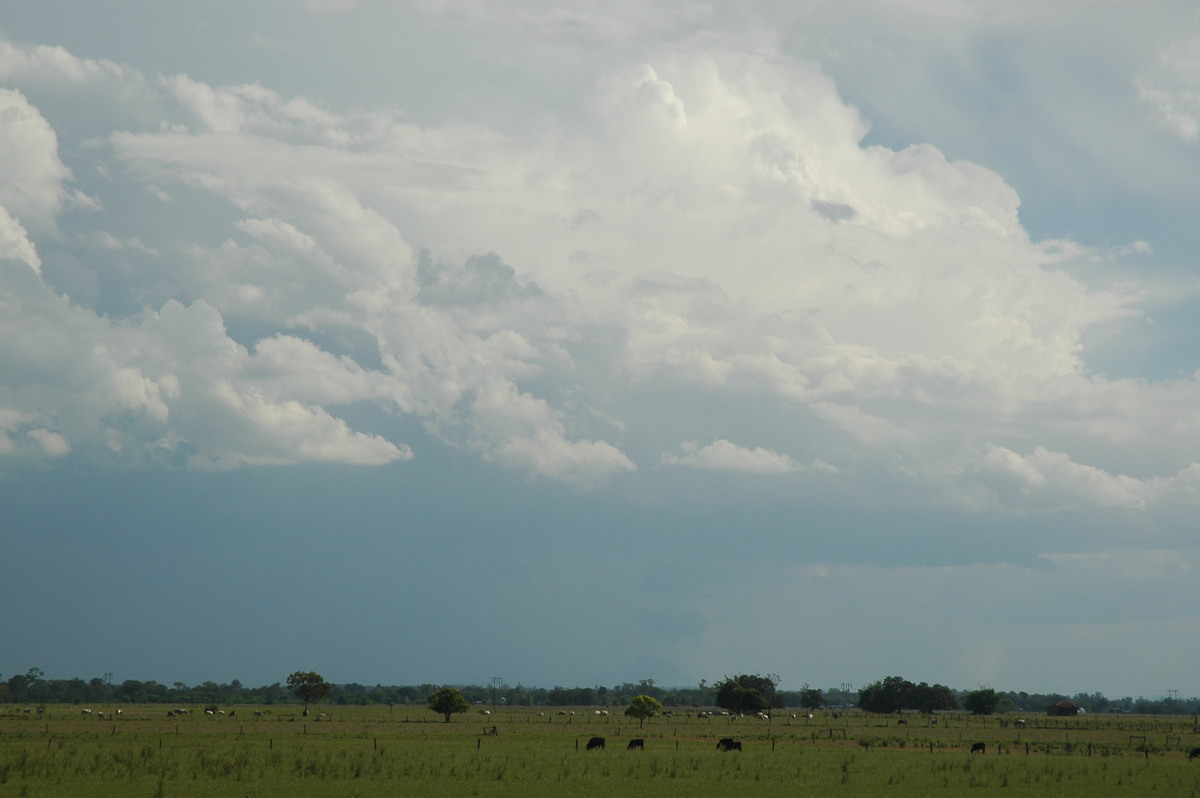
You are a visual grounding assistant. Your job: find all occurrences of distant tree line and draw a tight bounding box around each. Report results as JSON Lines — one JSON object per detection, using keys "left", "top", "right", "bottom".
{"left": 2, "top": 667, "right": 1196, "bottom": 715}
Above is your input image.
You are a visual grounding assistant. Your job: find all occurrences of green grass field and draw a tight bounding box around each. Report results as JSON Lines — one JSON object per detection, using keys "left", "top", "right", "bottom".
{"left": 3, "top": 706, "right": 1199, "bottom": 796}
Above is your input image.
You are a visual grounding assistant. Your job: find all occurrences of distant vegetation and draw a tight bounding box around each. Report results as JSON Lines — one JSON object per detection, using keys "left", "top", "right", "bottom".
{"left": 1, "top": 667, "right": 1195, "bottom": 715}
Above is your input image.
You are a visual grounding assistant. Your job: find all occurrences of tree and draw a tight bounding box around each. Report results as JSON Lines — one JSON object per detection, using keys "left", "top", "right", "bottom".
{"left": 714, "top": 674, "right": 781, "bottom": 715}
{"left": 624, "top": 694, "right": 662, "bottom": 727}
{"left": 286, "top": 671, "right": 332, "bottom": 714}
{"left": 908, "top": 682, "right": 957, "bottom": 714}
{"left": 962, "top": 688, "right": 1001, "bottom": 716}
{"left": 799, "top": 688, "right": 826, "bottom": 711}
{"left": 858, "top": 676, "right": 911, "bottom": 714}
{"left": 427, "top": 686, "right": 470, "bottom": 722}
{"left": 858, "top": 676, "right": 956, "bottom": 715}
{"left": 6, "top": 673, "right": 29, "bottom": 703}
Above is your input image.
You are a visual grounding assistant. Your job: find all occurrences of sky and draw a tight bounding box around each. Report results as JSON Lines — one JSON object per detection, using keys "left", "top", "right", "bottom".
{"left": 2, "top": 0, "right": 1200, "bottom": 700}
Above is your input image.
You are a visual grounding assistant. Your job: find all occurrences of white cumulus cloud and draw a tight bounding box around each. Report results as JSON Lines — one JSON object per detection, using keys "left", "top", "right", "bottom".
{"left": 661, "top": 439, "right": 801, "bottom": 474}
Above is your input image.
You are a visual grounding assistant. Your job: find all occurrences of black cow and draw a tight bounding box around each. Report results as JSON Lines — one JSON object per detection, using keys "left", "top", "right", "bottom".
{"left": 970, "top": 742, "right": 986, "bottom": 754}
{"left": 1189, "top": 747, "right": 1200, "bottom": 761}
{"left": 586, "top": 736, "right": 605, "bottom": 750}
{"left": 627, "top": 739, "right": 644, "bottom": 750}
{"left": 716, "top": 738, "right": 742, "bottom": 751}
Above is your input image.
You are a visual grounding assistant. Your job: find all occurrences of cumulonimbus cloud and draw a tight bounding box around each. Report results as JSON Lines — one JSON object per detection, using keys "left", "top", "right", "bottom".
{"left": 2, "top": 29, "right": 1199, "bottom": 503}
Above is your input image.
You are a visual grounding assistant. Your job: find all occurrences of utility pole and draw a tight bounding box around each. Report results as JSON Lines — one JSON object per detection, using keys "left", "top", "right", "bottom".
{"left": 491, "top": 676, "right": 502, "bottom": 712}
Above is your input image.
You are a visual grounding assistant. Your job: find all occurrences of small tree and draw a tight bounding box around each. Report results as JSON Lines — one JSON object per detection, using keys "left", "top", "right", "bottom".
{"left": 286, "top": 671, "right": 332, "bottom": 714}
{"left": 624, "top": 694, "right": 662, "bottom": 728}
{"left": 427, "top": 686, "right": 470, "bottom": 722}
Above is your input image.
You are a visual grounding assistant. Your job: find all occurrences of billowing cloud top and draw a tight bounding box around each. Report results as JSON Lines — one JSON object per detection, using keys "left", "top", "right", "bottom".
{"left": 1, "top": 7, "right": 1198, "bottom": 513}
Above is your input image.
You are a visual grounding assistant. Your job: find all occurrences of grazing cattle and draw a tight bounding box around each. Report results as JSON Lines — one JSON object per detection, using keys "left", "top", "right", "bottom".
{"left": 1189, "top": 747, "right": 1200, "bottom": 761}
{"left": 970, "top": 742, "right": 986, "bottom": 754}
{"left": 97, "top": 712, "right": 105, "bottom": 720}
{"left": 81, "top": 709, "right": 92, "bottom": 716}
{"left": 1014, "top": 719, "right": 1026, "bottom": 728}
{"left": 253, "top": 711, "right": 263, "bottom": 718}
{"left": 22, "top": 708, "right": 32, "bottom": 714}
{"left": 205, "top": 710, "right": 214, "bottom": 716}
{"left": 480, "top": 710, "right": 491, "bottom": 716}
{"left": 167, "top": 711, "right": 175, "bottom": 719}
{"left": 717, "top": 738, "right": 742, "bottom": 752}
{"left": 586, "top": 736, "right": 605, "bottom": 750}
{"left": 627, "top": 739, "right": 644, "bottom": 750}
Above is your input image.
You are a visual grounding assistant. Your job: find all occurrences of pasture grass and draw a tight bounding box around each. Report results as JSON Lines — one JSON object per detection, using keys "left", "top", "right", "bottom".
{"left": 2, "top": 706, "right": 1199, "bottom": 796}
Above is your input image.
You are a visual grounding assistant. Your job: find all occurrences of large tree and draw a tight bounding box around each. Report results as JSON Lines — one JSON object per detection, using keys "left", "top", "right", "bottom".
{"left": 427, "top": 686, "right": 470, "bottom": 722}
{"left": 962, "top": 688, "right": 1001, "bottom": 716}
{"left": 714, "top": 674, "right": 781, "bottom": 715}
{"left": 624, "top": 694, "right": 662, "bottom": 728}
{"left": 286, "top": 671, "right": 332, "bottom": 714}
{"left": 908, "top": 682, "right": 957, "bottom": 714}
{"left": 858, "top": 676, "right": 957, "bottom": 715}
{"left": 799, "top": 688, "right": 827, "bottom": 711}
